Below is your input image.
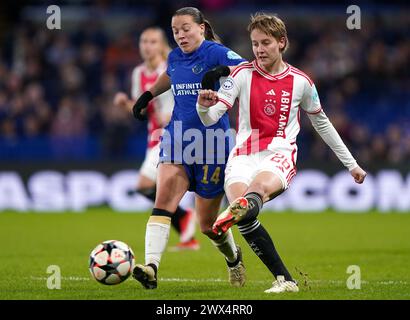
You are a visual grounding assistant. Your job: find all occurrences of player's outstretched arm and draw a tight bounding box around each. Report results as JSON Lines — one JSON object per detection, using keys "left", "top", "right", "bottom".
{"left": 196, "top": 89, "right": 229, "bottom": 126}
{"left": 149, "top": 72, "right": 171, "bottom": 97}
{"left": 132, "top": 72, "right": 171, "bottom": 121}
{"left": 307, "top": 110, "right": 367, "bottom": 184}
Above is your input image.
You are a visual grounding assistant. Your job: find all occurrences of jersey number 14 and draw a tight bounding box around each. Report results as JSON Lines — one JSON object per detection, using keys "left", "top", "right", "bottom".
{"left": 201, "top": 165, "right": 221, "bottom": 185}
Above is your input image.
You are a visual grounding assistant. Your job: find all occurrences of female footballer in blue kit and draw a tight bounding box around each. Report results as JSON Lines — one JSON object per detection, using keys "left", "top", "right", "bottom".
{"left": 131, "top": 7, "right": 247, "bottom": 289}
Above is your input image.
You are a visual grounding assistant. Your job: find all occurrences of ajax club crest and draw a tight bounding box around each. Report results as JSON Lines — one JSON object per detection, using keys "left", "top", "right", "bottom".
{"left": 264, "top": 99, "right": 276, "bottom": 116}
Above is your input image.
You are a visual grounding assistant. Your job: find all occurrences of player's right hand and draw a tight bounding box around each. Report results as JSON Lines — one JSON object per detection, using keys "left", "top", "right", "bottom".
{"left": 350, "top": 165, "right": 367, "bottom": 184}
{"left": 133, "top": 91, "right": 153, "bottom": 121}
{"left": 198, "top": 89, "right": 218, "bottom": 108}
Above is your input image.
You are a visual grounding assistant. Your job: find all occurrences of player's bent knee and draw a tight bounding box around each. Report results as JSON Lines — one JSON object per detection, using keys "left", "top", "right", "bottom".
{"left": 248, "top": 181, "right": 268, "bottom": 198}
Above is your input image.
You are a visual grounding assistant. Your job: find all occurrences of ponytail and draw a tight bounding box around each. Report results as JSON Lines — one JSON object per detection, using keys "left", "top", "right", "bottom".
{"left": 203, "top": 19, "right": 221, "bottom": 43}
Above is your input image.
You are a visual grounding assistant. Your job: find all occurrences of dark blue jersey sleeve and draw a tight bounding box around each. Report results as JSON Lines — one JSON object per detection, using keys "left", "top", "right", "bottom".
{"left": 166, "top": 53, "right": 173, "bottom": 77}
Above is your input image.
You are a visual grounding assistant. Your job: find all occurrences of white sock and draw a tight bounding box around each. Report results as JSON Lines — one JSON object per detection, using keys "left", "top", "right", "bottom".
{"left": 145, "top": 216, "right": 171, "bottom": 269}
{"left": 211, "top": 229, "right": 238, "bottom": 263}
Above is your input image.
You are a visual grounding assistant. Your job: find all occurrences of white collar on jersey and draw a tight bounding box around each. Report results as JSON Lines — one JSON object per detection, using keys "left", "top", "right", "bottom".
{"left": 252, "top": 60, "right": 291, "bottom": 81}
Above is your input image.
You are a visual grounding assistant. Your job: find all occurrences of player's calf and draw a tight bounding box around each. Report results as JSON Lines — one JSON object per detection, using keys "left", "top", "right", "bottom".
{"left": 227, "top": 246, "right": 246, "bottom": 287}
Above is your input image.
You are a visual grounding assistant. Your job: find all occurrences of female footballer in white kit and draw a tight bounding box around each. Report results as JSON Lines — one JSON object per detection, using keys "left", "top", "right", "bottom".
{"left": 114, "top": 27, "right": 199, "bottom": 250}
{"left": 197, "top": 13, "right": 367, "bottom": 293}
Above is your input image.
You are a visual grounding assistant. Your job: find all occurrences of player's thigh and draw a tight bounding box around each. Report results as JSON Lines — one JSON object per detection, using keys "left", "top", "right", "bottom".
{"left": 224, "top": 155, "right": 255, "bottom": 193}
{"left": 195, "top": 193, "right": 224, "bottom": 236}
{"left": 247, "top": 171, "right": 284, "bottom": 202}
{"left": 154, "top": 163, "right": 190, "bottom": 212}
{"left": 253, "top": 149, "right": 296, "bottom": 201}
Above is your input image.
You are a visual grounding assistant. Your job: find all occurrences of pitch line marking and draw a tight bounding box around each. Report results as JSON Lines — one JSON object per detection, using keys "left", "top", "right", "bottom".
{"left": 28, "top": 275, "right": 408, "bottom": 285}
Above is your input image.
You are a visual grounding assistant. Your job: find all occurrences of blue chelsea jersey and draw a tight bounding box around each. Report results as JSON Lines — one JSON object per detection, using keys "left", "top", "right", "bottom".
{"left": 166, "top": 40, "right": 245, "bottom": 131}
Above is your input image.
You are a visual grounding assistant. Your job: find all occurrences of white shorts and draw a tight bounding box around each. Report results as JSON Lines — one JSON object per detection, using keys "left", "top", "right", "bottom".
{"left": 139, "top": 144, "right": 160, "bottom": 182}
{"left": 225, "top": 147, "right": 297, "bottom": 190}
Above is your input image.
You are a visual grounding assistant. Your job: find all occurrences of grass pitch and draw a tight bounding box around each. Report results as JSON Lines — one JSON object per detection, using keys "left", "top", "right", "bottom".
{"left": 1, "top": 208, "right": 409, "bottom": 300}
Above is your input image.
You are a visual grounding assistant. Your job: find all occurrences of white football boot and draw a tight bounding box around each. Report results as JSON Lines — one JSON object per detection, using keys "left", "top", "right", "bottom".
{"left": 264, "top": 275, "right": 299, "bottom": 293}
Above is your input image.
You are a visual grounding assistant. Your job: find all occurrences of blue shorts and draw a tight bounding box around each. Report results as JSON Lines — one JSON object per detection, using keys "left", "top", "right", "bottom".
{"left": 159, "top": 126, "right": 230, "bottom": 199}
{"left": 181, "top": 162, "right": 226, "bottom": 199}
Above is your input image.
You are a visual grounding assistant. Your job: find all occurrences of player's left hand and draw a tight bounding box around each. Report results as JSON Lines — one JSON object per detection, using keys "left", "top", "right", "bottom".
{"left": 350, "top": 165, "right": 367, "bottom": 184}
{"left": 198, "top": 89, "right": 218, "bottom": 108}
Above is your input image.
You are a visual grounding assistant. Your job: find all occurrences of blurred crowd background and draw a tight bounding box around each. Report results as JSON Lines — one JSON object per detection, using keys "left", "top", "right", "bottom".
{"left": 0, "top": 0, "right": 409, "bottom": 170}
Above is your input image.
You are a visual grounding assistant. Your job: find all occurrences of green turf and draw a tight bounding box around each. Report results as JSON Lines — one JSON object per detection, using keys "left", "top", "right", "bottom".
{"left": 1, "top": 208, "right": 409, "bottom": 300}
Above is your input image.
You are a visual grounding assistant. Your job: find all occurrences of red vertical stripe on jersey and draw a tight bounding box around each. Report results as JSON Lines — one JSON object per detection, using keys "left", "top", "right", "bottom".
{"left": 236, "top": 71, "right": 294, "bottom": 155}
{"left": 141, "top": 71, "right": 161, "bottom": 149}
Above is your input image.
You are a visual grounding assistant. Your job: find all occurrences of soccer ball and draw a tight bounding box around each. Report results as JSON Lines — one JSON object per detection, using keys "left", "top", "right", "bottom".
{"left": 89, "top": 240, "right": 135, "bottom": 285}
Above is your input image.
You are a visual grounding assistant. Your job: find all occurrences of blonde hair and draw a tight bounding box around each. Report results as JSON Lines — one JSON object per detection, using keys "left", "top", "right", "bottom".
{"left": 247, "top": 13, "right": 289, "bottom": 53}
{"left": 141, "top": 27, "right": 171, "bottom": 61}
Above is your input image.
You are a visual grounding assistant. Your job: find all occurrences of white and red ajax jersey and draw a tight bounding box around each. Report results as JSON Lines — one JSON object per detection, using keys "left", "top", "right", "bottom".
{"left": 197, "top": 60, "right": 358, "bottom": 171}
{"left": 131, "top": 62, "right": 173, "bottom": 149}
{"left": 217, "top": 60, "right": 321, "bottom": 156}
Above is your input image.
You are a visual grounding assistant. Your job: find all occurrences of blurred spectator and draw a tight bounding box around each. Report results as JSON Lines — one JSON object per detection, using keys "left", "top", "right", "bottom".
{"left": 51, "top": 96, "right": 88, "bottom": 138}
{"left": 104, "top": 33, "right": 140, "bottom": 74}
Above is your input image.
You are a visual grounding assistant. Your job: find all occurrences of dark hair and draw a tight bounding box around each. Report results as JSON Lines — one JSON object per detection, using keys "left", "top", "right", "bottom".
{"left": 173, "top": 7, "right": 221, "bottom": 43}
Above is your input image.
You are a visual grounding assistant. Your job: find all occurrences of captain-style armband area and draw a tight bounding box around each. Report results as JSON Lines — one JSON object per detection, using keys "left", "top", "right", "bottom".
{"left": 133, "top": 91, "right": 153, "bottom": 121}
{"left": 201, "top": 65, "right": 231, "bottom": 89}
